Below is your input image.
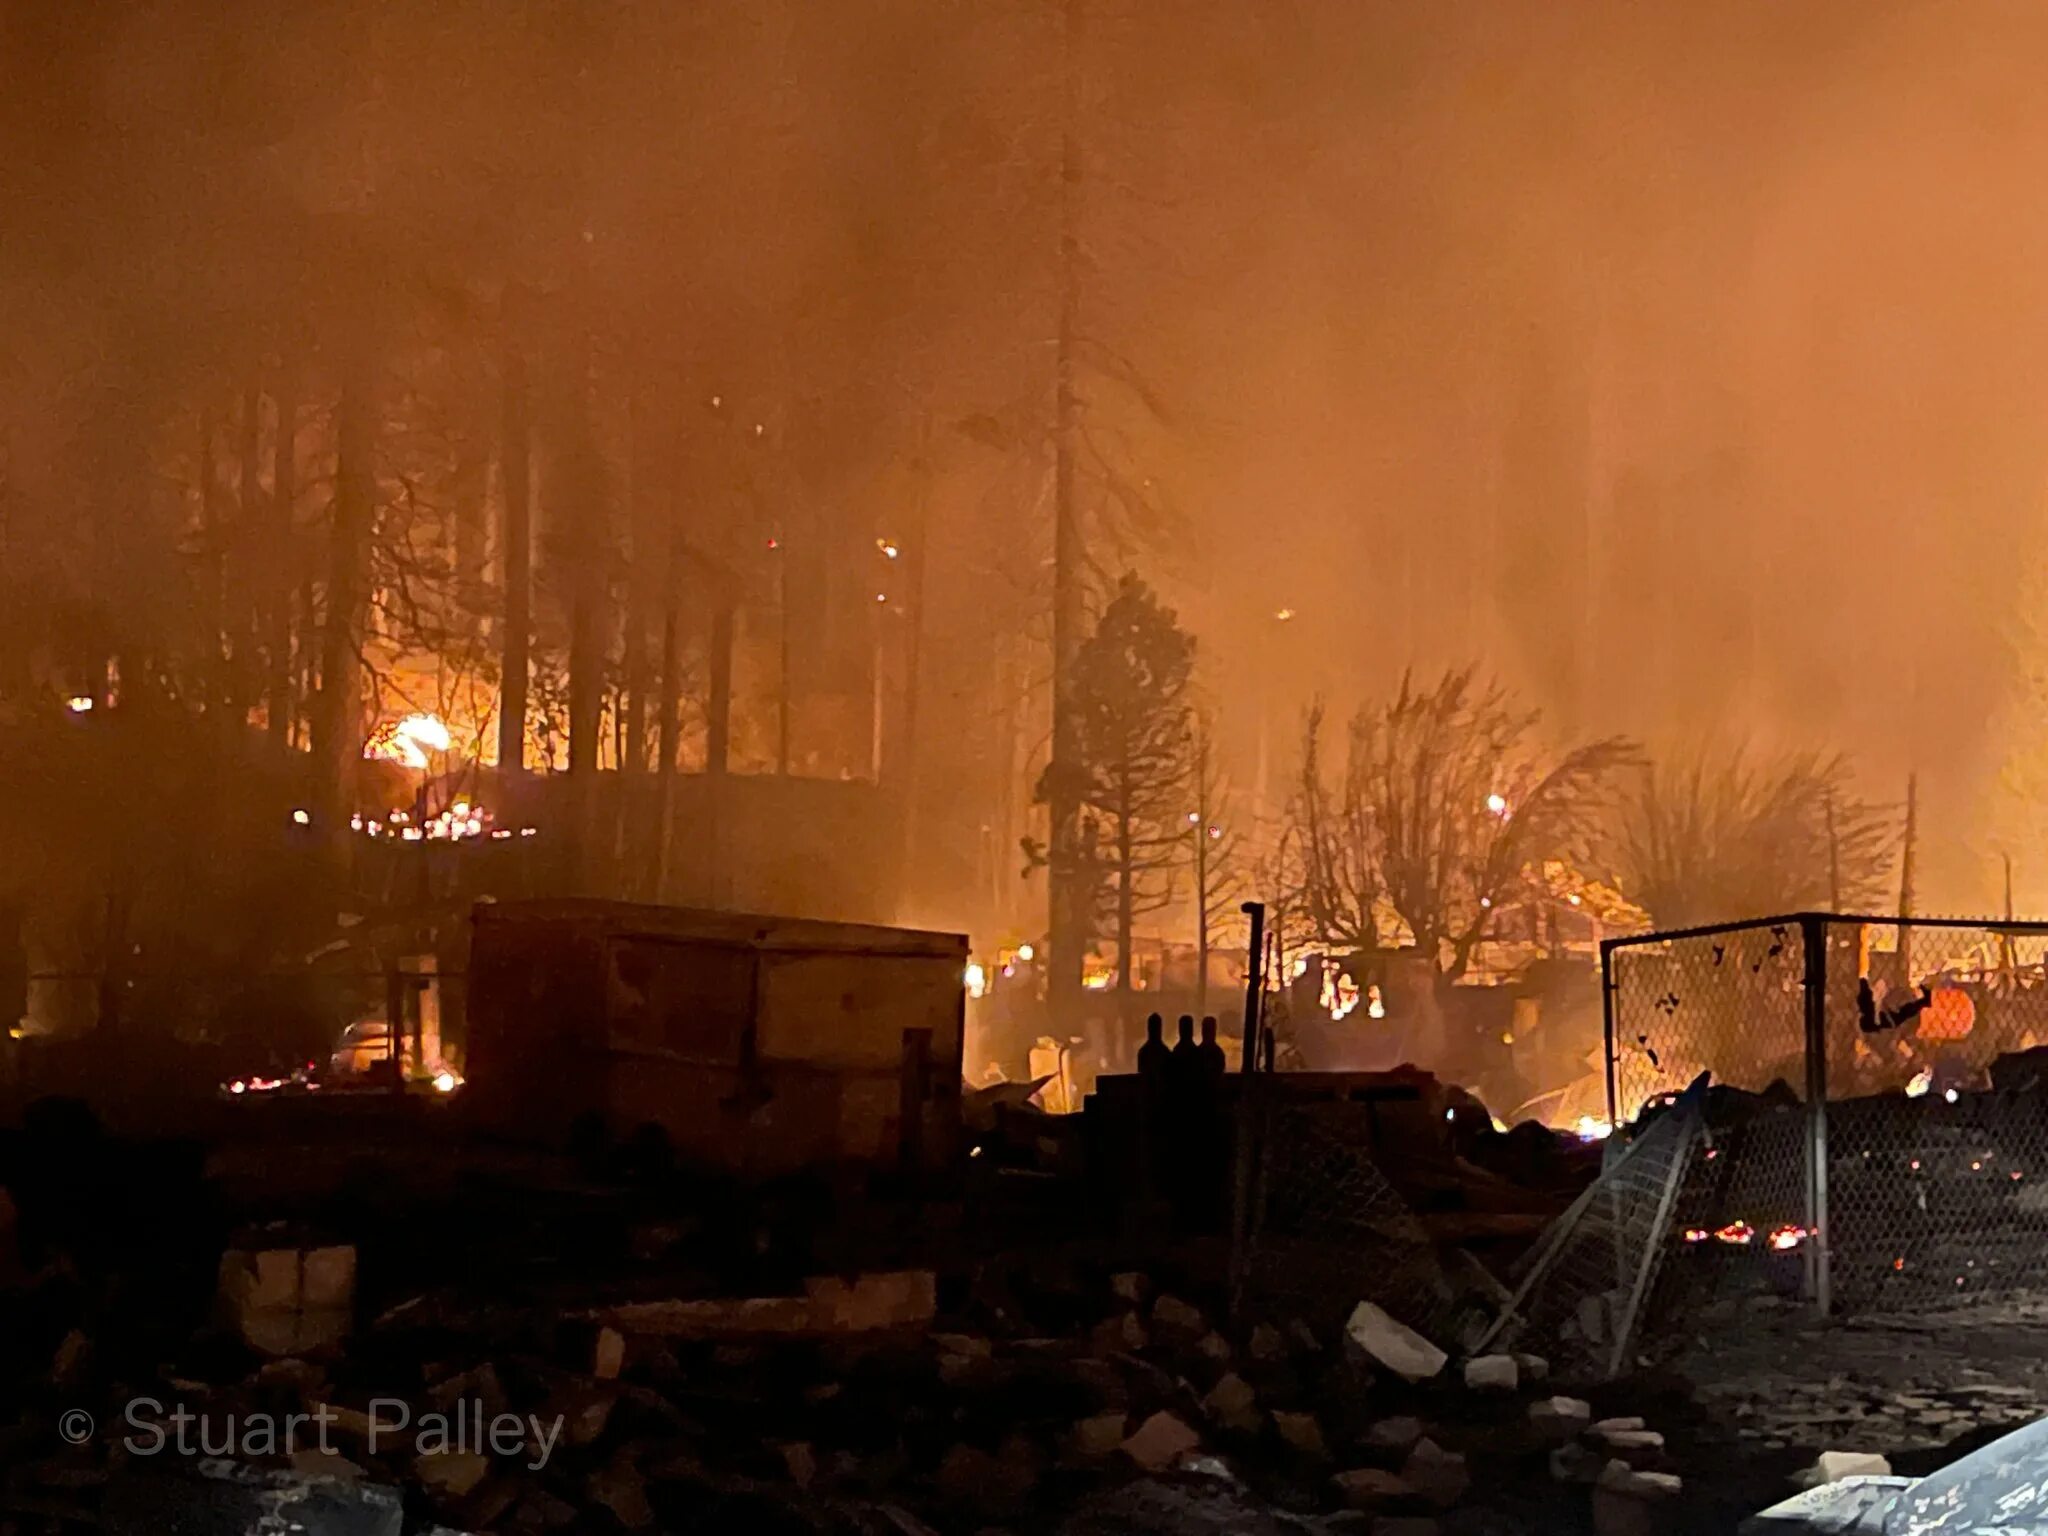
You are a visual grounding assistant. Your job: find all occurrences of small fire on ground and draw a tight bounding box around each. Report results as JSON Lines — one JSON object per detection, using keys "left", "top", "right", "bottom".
{"left": 1683, "top": 1220, "right": 1809, "bottom": 1250}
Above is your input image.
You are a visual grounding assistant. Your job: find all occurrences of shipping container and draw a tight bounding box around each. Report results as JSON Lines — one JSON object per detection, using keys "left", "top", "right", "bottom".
{"left": 465, "top": 900, "right": 966, "bottom": 1174}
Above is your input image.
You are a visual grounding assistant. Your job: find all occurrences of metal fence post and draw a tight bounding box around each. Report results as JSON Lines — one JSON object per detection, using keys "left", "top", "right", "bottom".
{"left": 1600, "top": 937, "right": 1619, "bottom": 1127}
{"left": 1228, "top": 902, "right": 1268, "bottom": 1321}
{"left": 1800, "top": 914, "right": 1832, "bottom": 1317}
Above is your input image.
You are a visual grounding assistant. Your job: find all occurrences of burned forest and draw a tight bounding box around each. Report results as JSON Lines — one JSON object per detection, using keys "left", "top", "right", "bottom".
{"left": 10, "top": 4, "right": 2048, "bottom": 1534}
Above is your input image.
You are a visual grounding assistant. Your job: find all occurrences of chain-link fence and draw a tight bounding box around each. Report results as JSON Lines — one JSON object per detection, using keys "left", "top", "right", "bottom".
{"left": 1477, "top": 1077, "right": 1706, "bottom": 1378}
{"left": 1233, "top": 1084, "right": 1450, "bottom": 1339}
{"left": 1607, "top": 914, "right": 2048, "bottom": 1320}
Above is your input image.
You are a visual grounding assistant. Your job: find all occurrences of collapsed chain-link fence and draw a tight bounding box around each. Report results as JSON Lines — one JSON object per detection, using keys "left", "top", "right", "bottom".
{"left": 1608, "top": 914, "right": 2048, "bottom": 1320}
{"left": 1234, "top": 1086, "right": 1450, "bottom": 1339}
{"left": 1476, "top": 1077, "right": 1706, "bottom": 1378}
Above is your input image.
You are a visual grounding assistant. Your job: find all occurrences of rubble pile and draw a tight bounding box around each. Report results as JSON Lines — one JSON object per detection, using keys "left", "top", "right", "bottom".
{"left": 0, "top": 1240, "right": 1695, "bottom": 1535}
{"left": 1708, "top": 1374, "right": 2038, "bottom": 1456}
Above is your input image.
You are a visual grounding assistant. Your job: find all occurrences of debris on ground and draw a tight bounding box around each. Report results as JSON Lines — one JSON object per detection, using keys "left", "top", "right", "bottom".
{"left": 1800, "top": 1450, "right": 1893, "bottom": 1486}
{"left": 1342, "top": 1302, "right": 1447, "bottom": 1382}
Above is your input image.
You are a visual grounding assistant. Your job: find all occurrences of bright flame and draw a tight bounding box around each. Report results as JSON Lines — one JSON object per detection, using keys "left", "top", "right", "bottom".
{"left": 1320, "top": 966, "right": 1360, "bottom": 1021}
{"left": 1366, "top": 984, "right": 1386, "bottom": 1020}
{"left": 432, "top": 1070, "right": 459, "bottom": 1094}
{"left": 965, "top": 961, "right": 988, "bottom": 1000}
{"left": 290, "top": 809, "right": 311, "bottom": 826}
{"left": 1016, "top": 943, "right": 1034, "bottom": 961}
{"left": 65, "top": 695, "right": 94, "bottom": 714}
{"left": 402, "top": 713, "right": 451, "bottom": 751}
{"left": 1574, "top": 1115, "right": 1613, "bottom": 1142}
{"left": 1906, "top": 1068, "right": 1933, "bottom": 1098}
{"left": 1274, "top": 607, "right": 1295, "bottom": 622}
{"left": 1486, "top": 793, "right": 1509, "bottom": 816}
{"left": 364, "top": 712, "right": 453, "bottom": 770}
{"left": 877, "top": 539, "right": 900, "bottom": 559}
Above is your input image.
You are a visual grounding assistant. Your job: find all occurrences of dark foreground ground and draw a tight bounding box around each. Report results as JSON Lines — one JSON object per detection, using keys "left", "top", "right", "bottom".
{"left": 0, "top": 1098, "right": 2039, "bottom": 1535}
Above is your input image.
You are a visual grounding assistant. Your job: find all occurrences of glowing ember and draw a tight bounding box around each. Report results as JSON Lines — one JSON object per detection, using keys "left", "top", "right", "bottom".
{"left": 1905, "top": 1067, "right": 1933, "bottom": 1098}
{"left": 1685, "top": 1219, "right": 1803, "bottom": 1250}
{"left": 350, "top": 800, "right": 514, "bottom": 842}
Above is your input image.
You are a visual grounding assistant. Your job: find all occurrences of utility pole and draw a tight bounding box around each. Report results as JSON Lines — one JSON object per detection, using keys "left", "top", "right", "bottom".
{"left": 1824, "top": 787, "right": 1841, "bottom": 911}
{"left": 1047, "top": 0, "right": 1086, "bottom": 1024}
{"left": 1194, "top": 811, "right": 1211, "bottom": 1018}
{"left": 1896, "top": 771, "right": 1919, "bottom": 990}
{"left": 2002, "top": 851, "right": 2018, "bottom": 982}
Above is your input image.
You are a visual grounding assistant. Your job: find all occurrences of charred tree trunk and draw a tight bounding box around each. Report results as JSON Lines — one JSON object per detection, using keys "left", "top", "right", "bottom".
{"left": 234, "top": 377, "right": 263, "bottom": 721}
{"left": 268, "top": 360, "right": 297, "bottom": 748}
{"left": 619, "top": 388, "right": 655, "bottom": 776}
{"left": 313, "top": 368, "right": 374, "bottom": 821}
{"left": 704, "top": 602, "right": 736, "bottom": 907}
{"left": 894, "top": 418, "right": 932, "bottom": 908}
{"left": 652, "top": 599, "right": 682, "bottom": 898}
{"left": 651, "top": 432, "right": 688, "bottom": 901}
{"left": 195, "top": 408, "right": 224, "bottom": 716}
{"left": 706, "top": 604, "right": 734, "bottom": 776}
{"left": 550, "top": 353, "right": 610, "bottom": 892}
{"left": 497, "top": 342, "right": 532, "bottom": 779}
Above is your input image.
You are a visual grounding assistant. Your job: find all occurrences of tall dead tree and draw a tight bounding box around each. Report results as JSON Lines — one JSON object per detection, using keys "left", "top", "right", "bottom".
{"left": 193, "top": 406, "right": 225, "bottom": 717}
{"left": 313, "top": 366, "right": 374, "bottom": 819}
{"left": 236, "top": 377, "right": 263, "bottom": 719}
{"left": 497, "top": 338, "right": 532, "bottom": 779}
{"left": 267, "top": 359, "right": 297, "bottom": 747}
